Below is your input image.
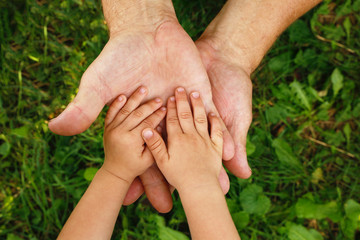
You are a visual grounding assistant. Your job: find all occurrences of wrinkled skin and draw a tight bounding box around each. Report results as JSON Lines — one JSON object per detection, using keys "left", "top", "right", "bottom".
{"left": 196, "top": 39, "right": 253, "bottom": 179}
{"left": 49, "top": 21, "right": 252, "bottom": 213}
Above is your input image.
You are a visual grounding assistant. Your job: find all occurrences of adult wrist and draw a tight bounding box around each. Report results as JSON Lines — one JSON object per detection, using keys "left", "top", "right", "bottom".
{"left": 102, "top": 0, "right": 177, "bottom": 37}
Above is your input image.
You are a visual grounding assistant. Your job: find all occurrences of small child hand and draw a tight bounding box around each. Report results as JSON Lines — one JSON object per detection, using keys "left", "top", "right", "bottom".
{"left": 102, "top": 86, "right": 167, "bottom": 183}
{"left": 142, "top": 87, "right": 223, "bottom": 193}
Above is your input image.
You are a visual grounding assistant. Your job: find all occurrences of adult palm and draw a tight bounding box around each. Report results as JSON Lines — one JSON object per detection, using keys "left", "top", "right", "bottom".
{"left": 49, "top": 21, "right": 234, "bottom": 212}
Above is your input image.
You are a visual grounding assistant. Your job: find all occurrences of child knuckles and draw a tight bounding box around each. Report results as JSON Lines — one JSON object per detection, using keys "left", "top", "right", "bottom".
{"left": 179, "top": 111, "right": 192, "bottom": 119}
{"left": 120, "top": 108, "right": 131, "bottom": 116}
{"left": 195, "top": 116, "right": 207, "bottom": 124}
{"left": 167, "top": 116, "right": 179, "bottom": 124}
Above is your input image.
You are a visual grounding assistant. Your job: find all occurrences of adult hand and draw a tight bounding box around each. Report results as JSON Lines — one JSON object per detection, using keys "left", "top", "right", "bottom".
{"left": 196, "top": 39, "right": 253, "bottom": 179}
{"left": 49, "top": 19, "right": 234, "bottom": 212}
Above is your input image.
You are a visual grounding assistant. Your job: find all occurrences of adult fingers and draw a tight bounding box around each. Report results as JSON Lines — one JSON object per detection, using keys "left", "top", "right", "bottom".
{"left": 48, "top": 83, "right": 106, "bottom": 136}
{"left": 166, "top": 96, "right": 182, "bottom": 136}
{"left": 174, "top": 87, "right": 195, "bottom": 133}
{"left": 219, "top": 166, "right": 230, "bottom": 194}
{"left": 190, "top": 91, "right": 208, "bottom": 137}
{"left": 111, "top": 86, "right": 148, "bottom": 127}
{"left": 104, "top": 95, "right": 127, "bottom": 127}
{"left": 122, "top": 97, "right": 163, "bottom": 130}
{"left": 139, "top": 164, "right": 173, "bottom": 213}
{"left": 123, "top": 177, "right": 145, "bottom": 205}
{"left": 223, "top": 122, "right": 252, "bottom": 179}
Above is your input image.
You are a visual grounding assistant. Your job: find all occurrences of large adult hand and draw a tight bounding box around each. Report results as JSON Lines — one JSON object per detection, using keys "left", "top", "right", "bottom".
{"left": 196, "top": 39, "right": 253, "bottom": 179}
{"left": 49, "top": 20, "right": 234, "bottom": 212}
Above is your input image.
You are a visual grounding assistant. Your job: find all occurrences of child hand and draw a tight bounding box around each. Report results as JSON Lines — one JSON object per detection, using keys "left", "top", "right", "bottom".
{"left": 142, "top": 87, "right": 223, "bottom": 193}
{"left": 102, "top": 86, "right": 167, "bottom": 183}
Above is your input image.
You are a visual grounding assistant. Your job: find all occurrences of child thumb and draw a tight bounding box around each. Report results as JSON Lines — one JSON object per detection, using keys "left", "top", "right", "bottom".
{"left": 142, "top": 128, "right": 169, "bottom": 163}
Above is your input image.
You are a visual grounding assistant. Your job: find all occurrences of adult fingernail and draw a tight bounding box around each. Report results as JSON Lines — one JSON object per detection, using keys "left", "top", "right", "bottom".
{"left": 139, "top": 87, "right": 146, "bottom": 94}
{"left": 118, "top": 96, "right": 124, "bottom": 101}
{"left": 177, "top": 87, "right": 185, "bottom": 92}
{"left": 157, "top": 126, "right": 162, "bottom": 132}
{"left": 191, "top": 92, "right": 200, "bottom": 98}
{"left": 143, "top": 129, "right": 153, "bottom": 139}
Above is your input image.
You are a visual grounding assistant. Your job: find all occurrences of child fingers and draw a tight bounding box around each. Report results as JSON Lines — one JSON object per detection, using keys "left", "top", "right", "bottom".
{"left": 190, "top": 91, "right": 208, "bottom": 136}
{"left": 209, "top": 113, "right": 224, "bottom": 153}
{"left": 104, "top": 95, "right": 127, "bottom": 127}
{"left": 123, "top": 98, "right": 164, "bottom": 130}
{"left": 175, "top": 87, "right": 195, "bottom": 133}
{"left": 142, "top": 128, "right": 169, "bottom": 164}
{"left": 166, "top": 96, "right": 182, "bottom": 135}
{"left": 112, "top": 86, "right": 148, "bottom": 127}
{"left": 132, "top": 107, "right": 167, "bottom": 134}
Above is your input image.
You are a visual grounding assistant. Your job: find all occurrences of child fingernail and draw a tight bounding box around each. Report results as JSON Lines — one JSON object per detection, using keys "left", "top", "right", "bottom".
{"left": 177, "top": 87, "right": 185, "bottom": 92}
{"left": 143, "top": 129, "right": 153, "bottom": 139}
{"left": 118, "top": 96, "right": 123, "bottom": 101}
{"left": 210, "top": 112, "right": 216, "bottom": 117}
{"left": 157, "top": 126, "right": 162, "bottom": 132}
{"left": 139, "top": 87, "right": 146, "bottom": 94}
{"left": 161, "top": 107, "right": 167, "bottom": 111}
{"left": 169, "top": 96, "right": 175, "bottom": 102}
{"left": 155, "top": 98, "right": 161, "bottom": 103}
{"left": 191, "top": 92, "right": 200, "bottom": 98}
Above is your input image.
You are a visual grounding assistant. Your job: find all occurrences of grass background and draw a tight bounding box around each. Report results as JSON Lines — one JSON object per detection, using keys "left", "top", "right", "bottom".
{"left": 1, "top": 0, "right": 360, "bottom": 239}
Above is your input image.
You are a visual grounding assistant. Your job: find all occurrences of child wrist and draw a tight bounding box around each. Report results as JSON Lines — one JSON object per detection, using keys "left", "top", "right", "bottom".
{"left": 177, "top": 178, "right": 222, "bottom": 197}
{"left": 99, "top": 166, "right": 134, "bottom": 186}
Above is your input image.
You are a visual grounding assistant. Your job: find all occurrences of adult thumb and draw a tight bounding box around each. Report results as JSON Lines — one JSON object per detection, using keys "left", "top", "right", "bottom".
{"left": 142, "top": 128, "right": 169, "bottom": 164}
{"left": 48, "top": 84, "right": 105, "bottom": 136}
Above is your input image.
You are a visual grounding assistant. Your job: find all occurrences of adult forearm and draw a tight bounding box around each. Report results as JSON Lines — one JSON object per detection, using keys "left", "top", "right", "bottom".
{"left": 200, "top": 0, "right": 322, "bottom": 73}
{"left": 102, "top": 0, "right": 177, "bottom": 36}
{"left": 58, "top": 168, "right": 131, "bottom": 240}
{"left": 178, "top": 183, "right": 239, "bottom": 240}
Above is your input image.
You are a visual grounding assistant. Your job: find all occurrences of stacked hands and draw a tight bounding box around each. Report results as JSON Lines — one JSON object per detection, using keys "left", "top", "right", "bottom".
{"left": 58, "top": 86, "right": 240, "bottom": 239}
{"left": 103, "top": 86, "right": 224, "bottom": 194}
{"left": 53, "top": 0, "right": 321, "bottom": 238}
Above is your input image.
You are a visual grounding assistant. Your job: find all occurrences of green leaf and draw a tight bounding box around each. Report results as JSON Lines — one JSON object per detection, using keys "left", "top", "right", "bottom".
{"left": 272, "top": 138, "right": 302, "bottom": 168}
{"left": 344, "top": 199, "right": 360, "bottom": 221}
{"left": 232, "top": 211, "right": 249, "bottom": 230}
{"left": 240, "top": 184, "right": 271, "bottom": 216}
{"left": 11, "top": 125, "right": 30, "bottom": 138}
{"left": 290, "top": 81, "right": 311, "bottom": 110}
{"left": 83, "top": 167, "right": 98, "bottom": 181}
{"left": 246, "top": 138, "right": 256, "bottom": 156}
{"left": 0, "top": 134, "right": 11, "bottom": 158}
{"left": 343, "top": 17, "right": 351, "bottom": 40}
{"left": 295, "top": 198, "right": 342, "bottom": 222}
{"left": 289, "top": 20, "right": 312, "bottom": 44}
{"left": 156, "top": 216, "right": 189, "bottom": 240}
{"left": 6, "top": 234, "right": 23, "bottom": 240}
{"left": 288, "top": 224, "right": 323, "bottom": 240}
{"left": 343, "top": 123, "right": 351, "bottom": 149}
{"left": 342, "top": 200, "right": 360, "bottom": 238}
{"left": 331, "top": 68, "right": 344, "bottom": 97}
{"left": 311, "top": 168, "right": 324, "bottom": 184}
{"left": 268, "top": 52, "right": 291, "bottom": 72}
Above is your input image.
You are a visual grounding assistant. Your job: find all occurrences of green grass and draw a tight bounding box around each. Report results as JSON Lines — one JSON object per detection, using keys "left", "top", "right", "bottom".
{"left": 1, "top": 0, "right": 360, "bottom": 239}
